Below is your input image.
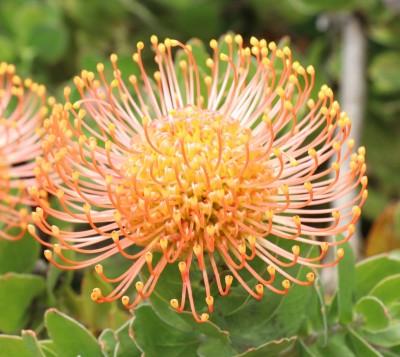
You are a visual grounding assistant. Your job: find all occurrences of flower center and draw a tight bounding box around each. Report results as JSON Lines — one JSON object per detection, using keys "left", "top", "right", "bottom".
{"left": 118, "top": 106, "right": 276, "bottom": 252}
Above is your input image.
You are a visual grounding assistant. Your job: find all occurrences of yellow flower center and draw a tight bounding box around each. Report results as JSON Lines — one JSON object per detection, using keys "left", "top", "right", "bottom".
{"left": 118, "top": 105, "right": 276, "bottom": 252}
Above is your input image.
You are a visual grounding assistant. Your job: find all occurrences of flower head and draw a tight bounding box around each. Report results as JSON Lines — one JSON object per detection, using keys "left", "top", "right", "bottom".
{"left": 30, "top": 35, "right": 367, "bottom": 322}
{"left": 0, "top": 62, "right": 47, "bottom": 240}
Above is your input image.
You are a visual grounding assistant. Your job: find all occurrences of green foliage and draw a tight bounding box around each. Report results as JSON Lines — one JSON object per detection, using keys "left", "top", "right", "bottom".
{"left": 44, "top": 308, "right": 103, "bottom": 357}
{"left": 0, "top": 274, "right": 45, "bottom": 334}
{"left": 337, "top": 241, "right": 356, "bottom": 324}
{"left": 0, "top": 233, "right": 40, "bottom": 274}
{"left": 2, "top": 249, "right": 399, "bottom": 356}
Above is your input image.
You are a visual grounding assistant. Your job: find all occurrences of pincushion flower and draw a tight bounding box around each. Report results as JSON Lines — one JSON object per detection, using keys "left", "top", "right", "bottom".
{"left": 0, "top": 62, "right": 47, "bottom": 241}
{"left": 29, "top": 35, "right": 367, "bottom": 322}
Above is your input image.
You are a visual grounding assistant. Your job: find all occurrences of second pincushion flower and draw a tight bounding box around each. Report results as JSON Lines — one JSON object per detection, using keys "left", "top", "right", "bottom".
{"left": 0, "top": 62, "right": 47, "bottom": 241}
{"left": 29, "top": 35, "right": 367, "bottom": 322}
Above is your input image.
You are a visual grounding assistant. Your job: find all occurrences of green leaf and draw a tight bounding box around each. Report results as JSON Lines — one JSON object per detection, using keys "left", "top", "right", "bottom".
{"left": 132, "top": 304, "right": 201, "bottom": 357}
{"left": 216, "top": 266, "right": 314, "bottom": 348}
{"left": 28, "top": 24, "right": 69, "bottom": 63}
{"left": 311, "top": 333, "right": 357, "bottom": 357}
{"left": 44, "top": 308, "right": 103, "bottom": 357}
{"left": 370, "top": 19, "right": 400, "bottom": 48}
{"left": 305, "top": 275, "right": 328, "bottom": 345}
{"left": 296, "top": 340, "right": 318, "bottom": 357}
{"left": 360, "top": 323, "right": 400, "bottom": 348}
{"left": 370, "top": 52, "right": 400, "bottom": 93}
{"left": 0, "top": 335, "right": 31, "bottom": 357}
{"left": 148, "top": 288, "right": 193, "bottom": 332}
{"left": 346, "top": 328, "right": 382, "bottom": 357}
{"left": 355, "top": 296, "right": 390, "bottom": 332}
{"left": 355, "top": 253, "right": 400, "bottom": 300}
{"left": 0, "top": 273, "right": 45, "bottom": 333}
{"left": 337, "top": 240, "right": 355, "bottom": 324}
{"left": 179, "top": 311, "right": 230, "bottom": 342}
{"left": 98, "top": 329, "right": 117, "bottom": 357}
{"left": 0, "top": 35, "right": 17, "bottom": 61}
{"left": 113, "top": 319, "right": 141, "bottom": 357}
{"left": 21, "top": 330, "right": 46, "bottom": 357}
{"left": 369, "top": 274, "right": 400, "bottom": 306}
{"left": 0, "top": 232, "right": 40, "bottom": 274}
{"left": 197, "top": 338, "right": 237, "bottom": 357}
{"left": 287, "top": 0, "right": 355, "bottom": 14}
{"left": 235, "top": 337, "right": 296, "bottom": 356}
{"left": 39, "top": 340, "right": 58, "bottom": 357}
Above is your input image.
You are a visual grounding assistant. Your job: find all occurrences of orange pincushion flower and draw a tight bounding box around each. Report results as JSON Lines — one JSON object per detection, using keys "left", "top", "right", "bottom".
{"left": 29, "top": 35, "right": 367, "bottom": 322}
{"left": 0, "top": 62, "right": 47, "bottom": 240}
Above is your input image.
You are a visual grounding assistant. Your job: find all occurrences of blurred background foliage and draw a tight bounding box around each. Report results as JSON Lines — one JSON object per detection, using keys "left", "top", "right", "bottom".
{"left": 1, "top": 0, "right": 399, "bottom": 242}
{"left": 1, "top": 0, "right": 400, "bottom": 355}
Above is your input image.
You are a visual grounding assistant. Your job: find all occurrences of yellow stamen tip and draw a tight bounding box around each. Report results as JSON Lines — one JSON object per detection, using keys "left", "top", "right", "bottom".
{"left": 337, "top": 248, "right": 345, "bottom": 258}
{"left": 224, "top": 276, "right": 233, "bottom": 287}
{"left": 170, "top": 299, "right": 179, "bottom": 309}
{"left": 200, "top": 313, "right": 209, "bottom": 322}
{"left": 255, "top": 284, "right": 264, "bottom": 295}
{"left": 292, "top": 245, "right": 300, "bottom": 256}
{"left": 205, "top": 296, "right": 214, "bottom": 306}
{"left": 267, "top": 266, "right": 275, "bottom": 275}
{"left": 135, "top": 281, "right": 144, "bottom": 292}
{"left": 178, "top": 261, "right": 186, "bottom": 272}
{"left": 122, "top": 296, "right": 130, "bottom": 305}
{"left": 282, "top": 280, "right": 291, "bottom": 290}
{"left": 44, "top": 250, "right": 52, "bottom": 260}
{"left": 145, "top": 252, "right": 153, "bottom": 263}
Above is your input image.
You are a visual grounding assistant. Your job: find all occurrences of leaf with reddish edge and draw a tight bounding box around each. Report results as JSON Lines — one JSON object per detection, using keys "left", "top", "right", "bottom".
{"left": 113, "top": 319, "right": 141, "bottom": 357}
{"left": 234, "top": 336, "right": 296, "bottom": 356}
{"left": 21, "top": 330, "right": 46, "bottom": 357}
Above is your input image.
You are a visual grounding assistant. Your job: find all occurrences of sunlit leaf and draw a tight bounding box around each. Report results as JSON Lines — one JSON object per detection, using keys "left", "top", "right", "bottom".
{"left": 45, "top": 308, "right": 103, "bottom": 357}
{"left": 0, "top": 335, "right": 31, "bottom": 357}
